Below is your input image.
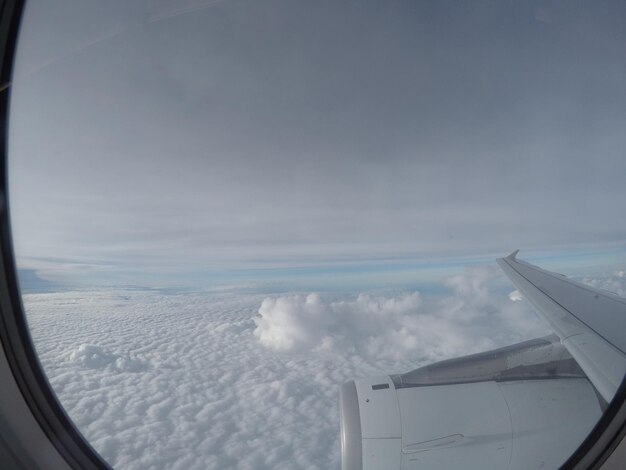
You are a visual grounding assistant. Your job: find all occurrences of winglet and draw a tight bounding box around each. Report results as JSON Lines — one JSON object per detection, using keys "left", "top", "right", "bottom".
{"left": 505, "top": 249, "right": 519, "bottom": 260}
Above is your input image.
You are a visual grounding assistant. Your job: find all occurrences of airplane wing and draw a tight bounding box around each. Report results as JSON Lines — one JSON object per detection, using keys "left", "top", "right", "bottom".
{"left": 497, "top": 250, "right": 626, "bottom": 403}
{"left": 339, "top": 253, "right": 626, "bottom": 470}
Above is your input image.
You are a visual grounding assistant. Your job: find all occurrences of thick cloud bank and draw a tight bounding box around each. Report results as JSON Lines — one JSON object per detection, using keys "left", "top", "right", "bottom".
{"left": 254, "top": 266, "right": 549, "bottom": 364}
{"left": 23, "top": 266, "right": 625, "bottom": 469}
{"left": 254, "top": 292, "right": 422, "bottom": 354}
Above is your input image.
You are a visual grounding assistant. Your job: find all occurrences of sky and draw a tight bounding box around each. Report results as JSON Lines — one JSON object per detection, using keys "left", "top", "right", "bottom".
{"left": 7, "top": 0, "right": 626, "bottom": 290}
{"left": 8, "top": 3, "right": 626, "bottom": 467}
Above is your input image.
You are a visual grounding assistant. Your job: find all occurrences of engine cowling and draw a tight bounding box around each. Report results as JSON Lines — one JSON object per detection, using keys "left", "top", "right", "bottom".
{"left": 339, "top": 337, "right": 603, "bottom": 470}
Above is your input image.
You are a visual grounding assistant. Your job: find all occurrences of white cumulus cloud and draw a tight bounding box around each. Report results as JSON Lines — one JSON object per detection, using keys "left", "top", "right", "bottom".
{"left": 254, "top": 266, "right": 549, "bottom": 365}
{"left": 253, "top": 291, "right": 421, "bottom": 355}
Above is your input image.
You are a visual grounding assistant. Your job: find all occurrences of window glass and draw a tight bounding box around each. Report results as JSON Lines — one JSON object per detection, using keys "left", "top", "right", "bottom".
{"left": 9, "top": 1, "right": 626, "bottom": 468}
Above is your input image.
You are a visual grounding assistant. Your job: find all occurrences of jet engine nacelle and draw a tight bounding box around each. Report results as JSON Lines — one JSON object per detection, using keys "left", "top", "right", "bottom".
{"left": 340, "top": 337, "right": 603, "bottom": 470}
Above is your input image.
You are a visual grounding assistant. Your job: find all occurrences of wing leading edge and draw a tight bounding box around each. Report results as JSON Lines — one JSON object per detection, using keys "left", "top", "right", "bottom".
{"left": 339, "top": 253, "right": 625, "bottom": 469}
{"left": 497, "top": 251, "right": 626, "bottom": 402}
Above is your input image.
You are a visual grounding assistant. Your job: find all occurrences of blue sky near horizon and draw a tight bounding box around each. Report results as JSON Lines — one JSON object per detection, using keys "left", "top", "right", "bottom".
{"left": 17, "top": 246, "right": 626, "bottom": 295}
{"left": 8, "top": 0, "right": 626, "bottom": 293}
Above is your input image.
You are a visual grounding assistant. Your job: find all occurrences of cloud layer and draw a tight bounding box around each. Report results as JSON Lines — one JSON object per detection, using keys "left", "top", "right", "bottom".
{"left": 254, "top": 266, "right": 549, "bottom": 364}
{"left": 21, "top": 264, "right": 594, "bottom": 468}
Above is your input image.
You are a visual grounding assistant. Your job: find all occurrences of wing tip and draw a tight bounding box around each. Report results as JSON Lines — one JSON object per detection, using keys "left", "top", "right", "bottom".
{"left": 506, "top": 249, "right": 520, "bottom": 260}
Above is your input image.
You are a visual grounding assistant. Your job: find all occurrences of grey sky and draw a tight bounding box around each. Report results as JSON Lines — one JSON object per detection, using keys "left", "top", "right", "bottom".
{"left": 8, "top": 0, "right": 626, "bottom": 287}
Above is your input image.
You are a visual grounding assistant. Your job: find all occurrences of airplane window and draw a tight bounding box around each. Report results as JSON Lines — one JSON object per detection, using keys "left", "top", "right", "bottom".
{"left": 6, "top": 1, "right": 626, "bottom": 469}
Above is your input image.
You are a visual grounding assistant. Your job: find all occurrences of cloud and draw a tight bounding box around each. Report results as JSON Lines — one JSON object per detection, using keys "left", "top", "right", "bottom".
{"left": 10, "top": 0, "right": 626, "bottom": 284}
{"left": 509, "top": 289, "right": 523, "bottom": 301}
{"left": 579, "top": 270, "right": 626, "bottom": 297}
{"left": 25, "top": 289, "right": 349, "bottom": 469}
{"left": 253, "top": 291, "right": 421, "bottom": 354}
{"left": 254, "top": 266, "right": 549, "bottom": 364}
{"left": 24, "top": 265, "right": 620, "bottom": 469}
{"left": 67, "top": 344, "right": 147, "bottom": 372}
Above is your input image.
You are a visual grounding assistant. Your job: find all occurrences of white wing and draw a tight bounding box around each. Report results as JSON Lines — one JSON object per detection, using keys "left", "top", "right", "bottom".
{"left": 339, "top": 253, "right": 626, "bottom": 470}
{"left": 497, "top": 250, "right": 626, "bottom": 402}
